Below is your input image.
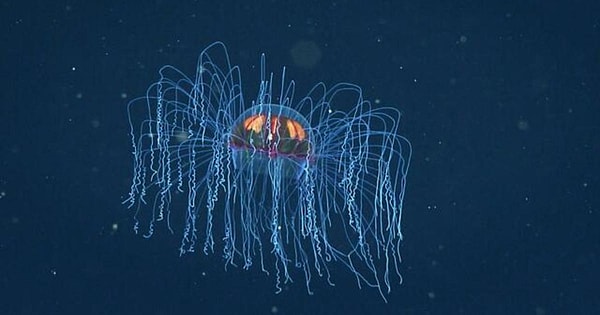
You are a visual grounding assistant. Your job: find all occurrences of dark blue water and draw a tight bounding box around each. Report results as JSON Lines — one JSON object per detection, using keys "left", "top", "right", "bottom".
{"left": 1, "top": 1, "right": 598, "bottom": 314}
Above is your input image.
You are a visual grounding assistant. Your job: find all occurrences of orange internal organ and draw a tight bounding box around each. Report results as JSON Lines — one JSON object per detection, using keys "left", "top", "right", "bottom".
{"left": 242, "top": 114, "right": 306, "bottom": 141}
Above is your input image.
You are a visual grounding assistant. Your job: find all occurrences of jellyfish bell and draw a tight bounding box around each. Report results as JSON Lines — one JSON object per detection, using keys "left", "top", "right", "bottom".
{"left": 229, "top": 104, "right": 312, "bottom": 177}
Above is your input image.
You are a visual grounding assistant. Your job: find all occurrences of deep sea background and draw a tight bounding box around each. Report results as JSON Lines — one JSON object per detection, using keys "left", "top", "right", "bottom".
{"left": 1, "top": 0, "right": 598, "bottom": 314}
